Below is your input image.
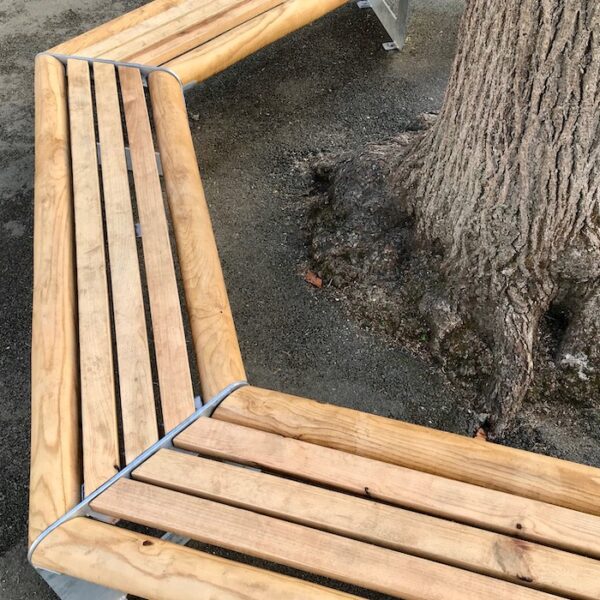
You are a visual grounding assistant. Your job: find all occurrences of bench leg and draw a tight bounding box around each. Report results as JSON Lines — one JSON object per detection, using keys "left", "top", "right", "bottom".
{"left": 363, "top": 0, "right": 410, "bottom": 50}
{"left": 37, "top": 568, "right": 127, "bottom": 600}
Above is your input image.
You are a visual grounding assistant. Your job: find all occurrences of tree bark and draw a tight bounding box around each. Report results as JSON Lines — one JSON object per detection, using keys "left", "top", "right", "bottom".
{"left": 311, "top": 0, "right": 600, "bottom": 434}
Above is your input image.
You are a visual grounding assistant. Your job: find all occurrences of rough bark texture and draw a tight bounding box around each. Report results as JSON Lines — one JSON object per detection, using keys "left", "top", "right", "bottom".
{"left": 309, "top": 0, "right": 600, "bottom": 435}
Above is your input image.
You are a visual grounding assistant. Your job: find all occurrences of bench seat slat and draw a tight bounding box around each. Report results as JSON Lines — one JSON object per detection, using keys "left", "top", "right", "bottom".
{"left": 119, "top": 66, "right": 195, "bottom": 430}
{"left": 93, "top": 62, "right": 159, "bottom": 462}
{"left": 92, "top": 479, "right": 562, "bottom": 600}
{"left": 214, "top": 386, "right": 600, "bottom": 516}
{"left": 49, "top": 0, "right": 189, "bottom": 56}
{"left": 126, "top": 0, "right": 286, "bottom": 66}
{"left": 67, "top": 58, "right": 120, "bottom": 493}
{"left": 165, "top": 0, "right": 349, "bottom": 85}
{"left": 176, "top": 417, "right": 600, "bottom": 559}
{"left": 135, "top": 449, "right": 600, "bottom": 598}
{"left": 75, "top": 0, "right": 282, "bottom": 65}
{"left": 33, "top": 518, "right": 354, "bottom": 599}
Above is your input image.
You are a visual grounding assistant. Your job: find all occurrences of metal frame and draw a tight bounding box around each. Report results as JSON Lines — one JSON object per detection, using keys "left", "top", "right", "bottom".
{"left": 40, "top": 52, "right": 184, "bottom": 87}
{"left": 29, "top": 381, "right": 246, "bottom": 599}
{"left": 358, "top": 0, "right": 410, "bottom": 50}
{"left": 37, "top": 569, "right": 128, "bottom": 600}
{"left": 96, "top": 142, "right": 164, "bottom": 176}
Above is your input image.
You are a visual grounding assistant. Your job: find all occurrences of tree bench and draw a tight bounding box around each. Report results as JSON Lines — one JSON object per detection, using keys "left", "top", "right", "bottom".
{"left": 29, "top": 2, "right": 600, "bottom": 599}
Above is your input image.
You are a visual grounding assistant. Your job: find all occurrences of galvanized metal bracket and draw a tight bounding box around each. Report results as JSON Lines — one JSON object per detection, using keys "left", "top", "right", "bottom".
{"left": 96, "top": 142, "right": 164, "bottom": 176}
{"left": 36, "top": 569, "right": 127, "bottom": 600}
{"left": 35, "top": 529, "right": 191, "bottom": 600}
{"left": 40, "top": 52, "right": 184, "bottom": 88}
{"left": 28, "top": 381, "right": 248, "bottom": 568}
{"left": 357, "top": 0, "right": 410, "bottom": 51}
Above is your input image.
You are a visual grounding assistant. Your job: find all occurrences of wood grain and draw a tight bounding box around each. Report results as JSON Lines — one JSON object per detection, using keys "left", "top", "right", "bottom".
{"left": 78, "top": 0, "right": 245, "bottom": 60}
{"left": 129, "top": 0, "right": 285, "bottom": 66}
{"left": 149, "top": 71, "right": 246, "bottom": 398}
{"left": 93, "top": 61, "right": 158, "bottom": 463}
{"left": 32, "top": 518, "right": 354, "bottom": 599}
{"left": 49, "top": 0, "right": 187, "bottom": 56}
{"left": 177, "top": 417, "right": 600, "bottom": 559}
{"left": 87, "top": 0, "right": 285, "bottom": 66}
{"left": 215, "top": 386, "right": 600, "bottom": 516}
{"left": 93, "top": 479, "right": 563, "bottom": 600}
{"left": 166, "top": 0, "right": 348, "bottom": 85}
{"left": 30, "top": 55, "right": 81, "bottom": 544}
{"left": 136, "top": 448, "right": 600, "bottom": 598}
{"left": 119, "top": 66, "right": 195, "bottom": 430}
{"left": 67, "top": 58, "right": 120, "bottom": 493}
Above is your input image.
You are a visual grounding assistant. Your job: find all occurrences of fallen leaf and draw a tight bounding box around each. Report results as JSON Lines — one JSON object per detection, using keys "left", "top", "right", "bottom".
{"left": 304, "top": 271, "right": 323, "bottom": 288}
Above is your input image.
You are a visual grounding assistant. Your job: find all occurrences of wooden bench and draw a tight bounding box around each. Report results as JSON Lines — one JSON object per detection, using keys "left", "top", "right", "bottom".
{"left": 30, "top": 2, "right": 600, "bottom": 599}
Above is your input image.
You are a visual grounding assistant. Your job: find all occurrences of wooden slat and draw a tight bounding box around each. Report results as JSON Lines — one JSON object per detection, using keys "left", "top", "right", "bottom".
{"left": 149, "top": 71, "right": 246, "bottom": 398}
{"left": 78, "top": 0, "right": 282, "bottom": 64}
{"left": 166, "top": 0, "right": 348, "bottom": 85}
{"left": 93, "top": 62, "right": 159, "bottom": 463}
{"left": 31, "top": 518, "right": 354, "bottom": 600}
{"left": 215, "top": 386, "right": 600, "bottom": 516}
{"left": 75, "top": 0, "right": 234, "bottom": 59}
{"left": 128, "top": 0, "right": 285, "bottom": 66}
{"left": 67, "top": 58, "right": 120, "bottom": 493}
{"left": 30, "top": 55, "right": 81, "bottom": 543}
{"left": 119, "top": 66, "right": 195, "bottom": 430}
{"left": 136, "top": 449, "right": 600, "bottom": 598}
{"left": 92, "top": 479, "right": 562, "bottom": 600}
{"left": 178, "top": 417, "right": 600, "bottom": 559}
{"left": 50, "top": 0, "right": 188, "bottom": 56}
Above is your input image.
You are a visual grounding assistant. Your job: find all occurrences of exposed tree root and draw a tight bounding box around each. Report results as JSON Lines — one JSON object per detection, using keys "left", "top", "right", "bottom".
{"left": 305, "top": 0, "right": 600, "bottom": 437}
{"left": 305, "top": 133, "right": 599, "bottom": 438}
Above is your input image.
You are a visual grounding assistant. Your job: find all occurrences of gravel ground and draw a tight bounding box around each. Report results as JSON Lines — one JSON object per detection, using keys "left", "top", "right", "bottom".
{"left": 0, "top": 1, "right": 471, "bottom": 597}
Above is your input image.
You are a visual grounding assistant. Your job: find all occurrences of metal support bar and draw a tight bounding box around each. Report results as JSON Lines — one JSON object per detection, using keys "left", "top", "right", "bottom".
{"left": 39, "top": 52, "right": 183, "bottom": 88}
{"left": 37, "top": 569, "right": 127, "bottom": 600}
{"left": 28, "top": 381, "right": 247, "bottom": 566}
{"left": 96, "top": 142, "right": 164, "bottom": 176}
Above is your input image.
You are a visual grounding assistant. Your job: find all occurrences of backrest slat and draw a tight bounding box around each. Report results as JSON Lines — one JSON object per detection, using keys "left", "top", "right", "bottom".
{"left": 94, "top": 62, "right": 159, "bottom": 462}
{"left": 119, "top": 66, "right": 196, "bottom": 431}
{"left": 67, "top": 58, "right": 120, "bottom": 493}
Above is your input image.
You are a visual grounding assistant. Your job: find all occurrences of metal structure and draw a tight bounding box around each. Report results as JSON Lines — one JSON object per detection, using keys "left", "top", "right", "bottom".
{"left": 358, "top": 0, "right": 410, "bottom": 50}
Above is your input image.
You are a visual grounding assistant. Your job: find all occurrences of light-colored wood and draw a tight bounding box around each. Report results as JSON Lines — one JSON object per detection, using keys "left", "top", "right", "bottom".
{"left": 149, "top": 71, "right": 246, "bottom": 399}
{"left": 49, "top": 0, "right": 187, "bottom": 56}
{"left": 93, "top": 61, "right": 158, "bottom": 463}
{"left": 30, "top": 55, "right": 81, "bottom": 544}
{"left": 136, "top": 449, "right": 600, "bottom": 598}
{"left": 215, "top": 386, "right": 600, "bottom": 516}
{"left": 177, "top": 417, "right": 600, "bottom": 559}
{"left": 77, "top": 0, "right": 247, "bottom": 60}
{"left": 32, "top": 518, "right": 354, "bottom": 600}
{"left": 119, "top": 66, "right": 195, "bottom": 430}
{"left": 93, "top": 479, "right": 562, "bottom": 600}
{"left": 67, "top": 58, "right": 120, "bottom": 493}
{"left": 166, "top": 0, "right": 348, "bottom": 85}
{"left": 86, "top": 0, "right": 286, "bottom": 66}
{"left": 129, "top": 0, "right": 285, "bottom": 66}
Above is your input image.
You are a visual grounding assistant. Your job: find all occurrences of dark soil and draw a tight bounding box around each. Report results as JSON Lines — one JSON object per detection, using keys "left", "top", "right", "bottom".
{"left": 305, "top": 130, "right": 600, "bottom": 456}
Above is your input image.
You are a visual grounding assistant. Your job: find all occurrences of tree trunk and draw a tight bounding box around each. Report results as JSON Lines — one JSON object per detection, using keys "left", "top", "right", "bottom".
{"left": 310, "top": 0, "right": 600, "bottom": 435}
